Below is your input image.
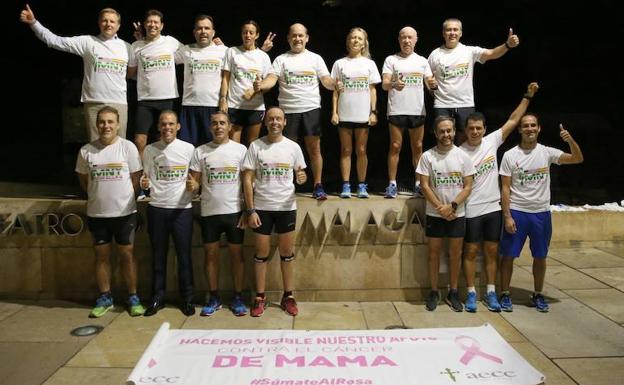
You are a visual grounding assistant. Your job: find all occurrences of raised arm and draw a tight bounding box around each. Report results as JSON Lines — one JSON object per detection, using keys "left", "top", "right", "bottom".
{"left": 501, "top": 82, "right": 539, "bottom": 140}
{"left": 480, "top": 28, "right": 520, "bottom": 63}
{"left": 558, "top": 124, "right": 584, "bottom": 164}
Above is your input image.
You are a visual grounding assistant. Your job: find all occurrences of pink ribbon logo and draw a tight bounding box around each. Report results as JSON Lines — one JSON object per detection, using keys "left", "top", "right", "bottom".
{"left": 455, "top": 336, "right": 503, "bottom": 365}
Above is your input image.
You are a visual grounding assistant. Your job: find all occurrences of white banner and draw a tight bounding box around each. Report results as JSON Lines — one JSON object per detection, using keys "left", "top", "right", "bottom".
{"left": 127, "top": 323, "right": 544, "bottom": 385}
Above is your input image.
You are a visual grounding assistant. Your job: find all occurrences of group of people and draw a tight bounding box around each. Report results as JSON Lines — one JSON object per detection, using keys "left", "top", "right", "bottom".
{"left": 21, "top": 6, "right": 584, "bottom": 316}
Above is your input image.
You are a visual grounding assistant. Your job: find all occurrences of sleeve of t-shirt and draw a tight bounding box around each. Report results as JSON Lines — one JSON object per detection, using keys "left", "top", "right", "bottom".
{"left": 462, "top": 152, "right": 477, "bottom": 176}
{"left": 424, "top": 60, "right": 433, "bottom": 77}
{"left": 129, "top": 42, "right": 139, "bottom": 67}
{"left": 262, "top": 52, "right": 272, "bottom": 77}
{"left": 189, "top": 147, "right": 201, "bottom": 172}
{"left": 223, "top": 48, "right": 233, "bottom": 72}
{"left": 270, "top": 55, "right": 282, "bottom": 77}
{"left": 127, "top": 142, "right": 143, "bottom": 173}
{"left": 293, "top": 144, "right": 307, "bottom": 170}
{"left": 368, "top": 60, "right": 381, "bottom": 84}
{"left": 241, "top": 142, "right": 258, "bottom": 171}
{"left": 415, "top": 153, "right": 430, "bottom": 176}
{"left": 32, "top": 21, "right": 89, "bottom": 56}
{"left": 330, "top": 60, "right": 340, "bottom": 80}
{"left": 315, "top": 54, "right": 330, "bottom": 78}
{"left": 499, "top": 152, "right": 512, "bottom": 176}
{"left": 547, "top": 146, "right": 564, "bottom": 165}
{"left": 75, "top": 149, "right": 88, "bottom": 174}
{"left": 472, "top": 45, "right": 487, "bottom": 64}
{"left": 174, "top": 45, "right": 186, "bottom": 65}
{"left": 381, "top": 56, "right": 393, "bottom": 75}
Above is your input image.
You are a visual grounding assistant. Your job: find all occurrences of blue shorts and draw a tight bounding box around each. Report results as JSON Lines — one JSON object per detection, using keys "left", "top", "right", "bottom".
{"left": 179, "top": 105, "right": 218, "bottom": 146}
{"left": 500, "top": 210, "right": 552, "bottom": 258}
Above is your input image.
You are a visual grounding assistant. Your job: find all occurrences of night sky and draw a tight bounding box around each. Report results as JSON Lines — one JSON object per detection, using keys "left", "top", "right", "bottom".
{"left": 8, "top": 0, "right": 622, "bottom": 204}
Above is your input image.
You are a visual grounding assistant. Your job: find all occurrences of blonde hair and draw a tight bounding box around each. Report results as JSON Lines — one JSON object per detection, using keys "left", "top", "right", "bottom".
{"left": 99, "top": 8, "right": 120, "bottom": 23}
{"left": 346, "top": 27, "right": 371, "bottom": 58}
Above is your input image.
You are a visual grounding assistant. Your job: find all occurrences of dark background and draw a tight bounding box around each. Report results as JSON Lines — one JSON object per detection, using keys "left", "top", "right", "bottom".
{"left": 7, "top": 0, "right": 622, "bottom": 204}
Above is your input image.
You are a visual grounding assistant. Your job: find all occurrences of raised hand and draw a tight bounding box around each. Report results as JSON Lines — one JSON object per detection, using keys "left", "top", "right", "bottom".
{"left": 506, "top": 27, "right": 520, "bottom": 48}
{"left": 19, "top": 4, "right": 36, "bottom": 25}
{"left": 132, "top": 21, "right": 144, "bottom": 41}
{"left": 559, "top": 124, "right": 573, "bottom": 143}
{"left": 261, "top": 32, "right": 276, "bottom": 52}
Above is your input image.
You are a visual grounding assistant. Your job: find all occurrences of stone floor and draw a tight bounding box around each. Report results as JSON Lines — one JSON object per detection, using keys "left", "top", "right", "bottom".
{"left": 1, "top": 244, "right": 624, "bottom": 385}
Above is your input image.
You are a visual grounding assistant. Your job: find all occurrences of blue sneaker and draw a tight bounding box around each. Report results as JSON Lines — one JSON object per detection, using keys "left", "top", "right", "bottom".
{"left": 127, "top": 294, "right": 145, "bottom": 317}
{"left": 357, "top": 183, "right": 369, "bottom": 198}
{"left": 200, "top": 296, "right": 222, "bottom": 316}
{"left": 230, "top": 296, "right": 248, "bottom": 316}
{"left": 531, "top": 293, "right": 549, "bottom": 313}
{"left": 340, "top": 183, "right": 351, "bottom": 198}
{"left": 312, "top": 183, "right": 328, "bottom": 200}
{"left": 384, "top": 183, "right": 397, "bottom": 198}
{"left": 89, "top": 294, "right": 113, "bottom": 318}
{"left": 500, "top": 293, "right": 513, "bottom": 312}
{"left": 483, "top": 291, "right": 502, "bottom": 312}
{"left": 465, "top": 291, "right": 477, "bottom": 313}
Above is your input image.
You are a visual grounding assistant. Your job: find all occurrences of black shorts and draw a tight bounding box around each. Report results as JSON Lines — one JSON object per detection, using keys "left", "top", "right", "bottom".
{"left": 87, "top": 213, "right": 137, "bottom": 246}
{"left": 465, "top": 211, "right": 503, "bottom": 243}
{"left": 432, "top": 107, "right": 475, "bottom": 133}
{"left": 135, "top": 99, "right": 176, "bottom": 135}
{"left": 285, "top": 108, "right": 321, "bottom": 140}
{"left": 228, "top": 108, "right": 264, "bottom": 126}
{"left": 254, "top": 210, "right": 297, "bottom": 235}
{"left": 425, "top": 215, "right": 465, "bottom": 238}
{"left": 338, "top": 121, "right": 369, "bottom": 130}
{"left": 200, "top": 212, "right": 244, "bottom": 244}
{"left": 388, "top": 115, "right": 426, "bottom": 130}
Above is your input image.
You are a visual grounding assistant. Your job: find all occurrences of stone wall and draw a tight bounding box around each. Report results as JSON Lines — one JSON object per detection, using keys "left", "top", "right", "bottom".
{"left": 1, "top": 197, "right": 622, "bottom": 302}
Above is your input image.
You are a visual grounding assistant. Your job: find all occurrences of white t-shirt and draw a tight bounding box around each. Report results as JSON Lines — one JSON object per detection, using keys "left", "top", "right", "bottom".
{"left": 460, "top": 129, "right": 504, "bottom": 218}
{"left": 330, "top": 57, "right": 381, "bottom": 123}
{"left": 500, "top": 144, "right": 563, "bottom": 213}
{"left": 31, "top": 21, "right": 132, "bottom": 105}
{"left": 142, "top": 139, "right": 195, "bottom": 209}
{"left": 270, "top": 49, "right": 330, "bottom": 113}
{"left": 382, "top": 53, "right": 432, "bottom": 116}
{"left": 223, "top": 46, "right": 271, "bottom": 111}
{"left": 175, "top": 43, "right": 227, "bottom": 107}
{"left": 416, "top": 145, "right": 476, "bottom": 218}
{"left": 190, "top": 140, "right": 247, "bottom": 216}
{"left": 241, "top": 137, "right": 307, "bottom": 211}
{"left": 427, "top": 43, "right": 485, "bottom": 108}
{"left": 75, "top": 138, "right": 141, "bottom": 218}
{"left": 130, "top": 35, "right": 182, "bottom": 100}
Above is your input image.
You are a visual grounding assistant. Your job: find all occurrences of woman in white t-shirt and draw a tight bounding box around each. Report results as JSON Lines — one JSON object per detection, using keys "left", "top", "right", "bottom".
{"left": 219, "top": 20, "right": 271, "bottom": 146}
{"left": 330, "top": 27, "right": 381, "bottom": 199}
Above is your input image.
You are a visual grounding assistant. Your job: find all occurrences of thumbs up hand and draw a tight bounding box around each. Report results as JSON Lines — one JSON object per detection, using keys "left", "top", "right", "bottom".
{"left": 295, "top": 167, "right": 307, "bottom": 185}
{"left": 394, "top": 73, "right": 406, "bottom": 91}
{"left": 186, "top": 173, "right": 197, "bottom": 192}
{"left": 506, "top": 27, "right": 519, "bottom": 48}
{"left": 19, "top": 4, "right": 36, "bottom": 25}
{"left": 559, "top": 123, "right": 573, "bottom": 143}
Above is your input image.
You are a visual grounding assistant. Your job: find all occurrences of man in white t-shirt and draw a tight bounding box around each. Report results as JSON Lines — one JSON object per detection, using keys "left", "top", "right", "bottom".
{"left": 129, "top": 9, "right": 183, "bottom": 155}
{"left": 242, "top": 107, "right": 307, "bottom": 317}
{"left": 75, "top": 106, "right": 145, "bottom": 318}
{"left": 175, "top": 15, "right": 227, "bottom": 146}
{"left": 382, "top": 26, "right": 436, "bottom": 198}
{"left": 460, "top": 82, "right": 538, "bottom": 313}
{"left": 428, "top": 18, "right": 520, "bottom": 142}
{"left": 20, "top": 5, "right": 133, "bottom": 141}
{"left": 416, "top": 116, "right": 475, "bottom": 312}
{"left": 140, "top": 110, "right": 196, "bottom": 317}
{"left": 188, "top": 112, "right": 249, "bottom": 317}
{"left": 256, "top": 23, "right": 336, "bottom": 200}
{"left": 499, "top": 114, "right": 583, "bottom": 312}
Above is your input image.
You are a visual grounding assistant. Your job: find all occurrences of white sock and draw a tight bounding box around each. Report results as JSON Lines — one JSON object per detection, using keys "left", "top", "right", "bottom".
{"left": 487, "top": 284, "right": 496, "bottom": 293}
{"left": 389, "top": 180, "right": 396, "bottom": 185}
{"left": 467, "top": 286, "right": 476, "bottom": 293}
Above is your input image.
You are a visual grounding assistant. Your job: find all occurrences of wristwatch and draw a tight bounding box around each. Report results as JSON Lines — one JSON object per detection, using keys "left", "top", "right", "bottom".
{"left": 451, "top": 201, "right": 458, "bottom": 212}
{"left": 245, "top": 208, "right": 257, "bottom": 215}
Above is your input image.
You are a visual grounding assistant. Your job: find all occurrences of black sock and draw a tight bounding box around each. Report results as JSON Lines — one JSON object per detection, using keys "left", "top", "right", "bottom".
{"left": 256, "top": 292, "right": 265, "bottom": 299}
{"left": 209, "top": 290, "right": 219, "bottom": 298}
{"left": 283, "top": 291, "right": 293, "bottom": 298}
